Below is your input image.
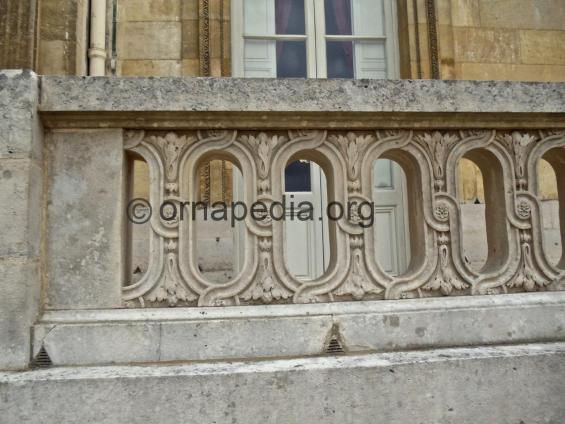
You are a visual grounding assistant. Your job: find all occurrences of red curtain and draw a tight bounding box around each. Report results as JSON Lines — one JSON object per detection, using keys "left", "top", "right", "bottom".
{"left": 330, "top": 0, "right": 353, "bottom": 61}
{"left": 275, "top": 0, "right": 293, "bottom": 59}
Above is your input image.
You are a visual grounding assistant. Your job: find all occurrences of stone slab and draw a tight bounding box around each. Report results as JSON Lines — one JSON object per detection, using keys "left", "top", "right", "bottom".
{"left": 117, "top": 0, "right": 181, "bottom": 22}
{"left": 0, "top": 70, "right": 42, "bottom": 371}
{"left": 33, "top": 292, "right": 565, "bottom": 366}
{"left": 116, "top": 22, "right": 182, "bottom": 60}
{"left": 0, "top": 258, "right": 41, "bottom": 370}
{"left": 520, "top": 30, "right": 565, "bottom": 66}
{"left": 45, "top": 129, "right": 124, "bottom": 309}
{"left": 2, "top": 343, "right": 564, "bottom": 424}
{"left": 0, "top": 159, "right": 43, "bottom": 258}
{"left": 39, "top": 76, "right": 565, "bottom": 114}
{"left": 479, "top": 0, "right": 565, "bottom": 31}
{"left": 0, "top": 70, "right": 41, "bottom": 160}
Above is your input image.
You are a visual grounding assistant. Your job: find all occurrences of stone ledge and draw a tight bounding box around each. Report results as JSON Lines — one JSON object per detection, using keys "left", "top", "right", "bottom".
{"left": 34, "top": 292, "right": 565, "bottom": 366}
{"left": 2, "top": 343, "right": 564, "bottom": 423}
{"left": 39, "top": 77, "right": 565, "bottom": 113}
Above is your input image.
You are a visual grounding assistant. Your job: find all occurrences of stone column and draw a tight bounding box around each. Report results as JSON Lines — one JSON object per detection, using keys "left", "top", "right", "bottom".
{"left": 0, "top": 70, "right": 43, "bottom": 370}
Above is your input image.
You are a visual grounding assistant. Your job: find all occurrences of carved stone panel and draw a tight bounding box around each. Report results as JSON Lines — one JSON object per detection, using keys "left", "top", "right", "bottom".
{"left": 123, "top": 129, "right": 565, "bottom": 307}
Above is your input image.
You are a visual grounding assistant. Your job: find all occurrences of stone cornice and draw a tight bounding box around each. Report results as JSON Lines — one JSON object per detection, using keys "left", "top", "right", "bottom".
{"left": 36, "top": 76, "right": 565, "bottom": 129}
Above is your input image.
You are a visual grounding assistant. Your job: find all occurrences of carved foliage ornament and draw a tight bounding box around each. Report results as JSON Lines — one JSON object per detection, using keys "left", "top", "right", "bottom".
{"left": 122, "top": 129, "right": 565, "bottom": 307}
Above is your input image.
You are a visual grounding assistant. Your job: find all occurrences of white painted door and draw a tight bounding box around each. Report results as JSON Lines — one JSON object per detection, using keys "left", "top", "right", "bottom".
{"left": 284, "top": 161, "right": 329, "bottom": 279}
{"left": 372, "top": 159, "right": 410, "bottom": 275}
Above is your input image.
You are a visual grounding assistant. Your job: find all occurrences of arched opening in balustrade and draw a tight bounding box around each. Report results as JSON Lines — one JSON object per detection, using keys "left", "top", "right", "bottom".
{"left": 194, "top": 157, "right": 243, "bottom": 284}
{"left": 539, "top": 150, "right": 565, "bottom": 269}
{"left": 283, "top": 155, "right": 332, "bottom": 280}
{"left": 125, "top": 153, "right": 151, "bottom": 286}
{"left": 458, "top": 150, "right": 508, "bottom": 273}
{"left": 372, "top": 152, "right": 423, "bottom": 276}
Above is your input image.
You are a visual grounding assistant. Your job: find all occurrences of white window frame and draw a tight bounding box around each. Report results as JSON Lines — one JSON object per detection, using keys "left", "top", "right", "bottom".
{"left": 231, "top": 0, "right": 400, "bottom": 79}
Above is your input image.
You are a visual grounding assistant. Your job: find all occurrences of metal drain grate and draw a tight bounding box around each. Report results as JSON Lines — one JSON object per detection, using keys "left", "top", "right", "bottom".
{"left": 325, "top": 336, "right": 345, "bottom": 355}
{"left": 32, "top": 346, "right": 53, "bottom": 368}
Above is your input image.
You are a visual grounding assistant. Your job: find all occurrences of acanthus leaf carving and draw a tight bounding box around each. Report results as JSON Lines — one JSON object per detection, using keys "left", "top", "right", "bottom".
{"left": 499, "top": 131, "right": 537, "bottom": 190}
{"left": 334, "top": 236, "right": 383, "bottom": 300}
{"left": 240, "top": 133, "right": 287, "bottom": 194}
{"left": 507, "top": 231, "right": 549, "bottom": 291}
{"left": 145, "top": 132, "right": 196, "bottom": 195}
{"left": 329, "top": 132, "right": 374, "bottom": 193}
{"left": 423, "top": 233, "right": 469, "bottom": 295}
{"left": 242, "top": 238, "right": 292, "bottom": 303}
{"left": 145, "top": 240, "right": 198, "bottom": 306}
{"left": 416, "top": 131, "right": 459, "bottom": 191}
{"left": 123, "top": 129, "right": 564, "bottom": 308}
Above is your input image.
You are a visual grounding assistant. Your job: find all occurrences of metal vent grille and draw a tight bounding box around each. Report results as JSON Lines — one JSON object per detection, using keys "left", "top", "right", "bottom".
{"left": 33, "top": 346, "right": 53, "bottom": 368}
{"left": 325, "top": 336, "right": 345, "bottom": 355}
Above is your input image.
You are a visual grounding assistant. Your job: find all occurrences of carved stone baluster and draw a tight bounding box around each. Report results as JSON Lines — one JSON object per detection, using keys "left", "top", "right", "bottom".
{"left": 329, "top": 132, "right": 384, "bottom": 300}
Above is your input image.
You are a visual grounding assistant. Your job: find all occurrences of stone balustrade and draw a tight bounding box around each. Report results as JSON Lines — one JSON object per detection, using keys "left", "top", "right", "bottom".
{"left": 2, "top": 71, "right": 565, "bottom": 369}
{"left": 122, "top": 127, "right": 565, "bottom": 308}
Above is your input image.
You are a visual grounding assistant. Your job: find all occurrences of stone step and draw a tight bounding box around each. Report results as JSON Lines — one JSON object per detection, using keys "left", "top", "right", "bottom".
{"left": 1, "top": 342, "right": 564, "bottom": 424}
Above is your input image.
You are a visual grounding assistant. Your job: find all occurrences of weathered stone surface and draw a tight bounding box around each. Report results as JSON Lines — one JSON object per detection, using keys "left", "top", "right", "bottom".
{"left": 34, "top": 323, "right": 161, "bottom": 365}
{"left": 0, "top": 0, "right": 38, "bottom": 69}
{"left": 117, "top": 22, "right": 181, "bottom": 60}
{"left": 0, "top": 70, "right": 42, "bottom": 371}
{"left": 453, "top": 27, "right": 520, "bottom": 64}
{"left": 456, "top": 62, "right": 565, "bottom": 82}
{"left": 33, "top": 293, "right": 565, "bottom": 366}
{"left": 0, "top": 158, "right": 42, "bottom": 257}
{"left": 118, "top": 59, "right": 182, "bottom": 77}
{"left": 0, "top": 70, "right": 41, "bottom": 159}
{"left": 181, "top": 0, "right": 199, "bottom": 20}
{"left": 0, "top": 258, "right": 41, "bottom": 370}
{"left": 39, "top": 77, "right": 565, "bottom": 114}
{"left": 2, "top": 343, "right": 565, "bottom": 424}
{"left": 37, "top": 0, "right": 87, "bottom": 75}
{"left": 181, "top": 18, "right": 199, "bottom": 59}
{"left": 520, "top": 30, "right": 565, "bottom": 65}
{"left": 479, "top": 0, "right": 565, "bottom": 31}
{"left": 450, "top": 0, "right": 480, "bottom": 27}
{"left": 46, "top": 129, "right": 124, "bottom": 309}
{"left": 38, "top": 40, "right": 70, "bottom": 76}
{"left": 117, "top": 0, "right": 181, "bottom": 22}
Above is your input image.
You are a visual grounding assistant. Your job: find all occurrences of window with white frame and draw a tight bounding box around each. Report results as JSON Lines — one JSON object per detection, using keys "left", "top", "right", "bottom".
{"left": 231, "top": 0, "right": 399, "bottom": 78}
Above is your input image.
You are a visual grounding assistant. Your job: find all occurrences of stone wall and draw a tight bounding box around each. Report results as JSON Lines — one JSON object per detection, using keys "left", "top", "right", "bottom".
{"left": 36, "top": 0, "right": 89, "bottom": 76}
{"left": 0, "top": 70, "right": 43, "bottom": 370}
{"left": 0, "top": 0, "right": 38, "bottom": 69}
{"left": 116, "top": 0, "right": 230, "bottom": 77}
{"left": 435, "top": 0, "right": 565, "bottom": 81}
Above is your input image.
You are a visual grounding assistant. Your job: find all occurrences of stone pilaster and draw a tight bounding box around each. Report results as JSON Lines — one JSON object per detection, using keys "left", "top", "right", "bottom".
{"left": 0, "top": 70, "right": 43, "bottom": 370}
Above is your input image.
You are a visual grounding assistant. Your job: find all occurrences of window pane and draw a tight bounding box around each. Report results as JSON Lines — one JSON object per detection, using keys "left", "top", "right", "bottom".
{"left": 351, "top": 0, "right": 384, "bottom": 36}
{"left": 275, "top": 0, "right": 305, "bottom": 35}
{"left": 285, "top": 160, "right": 311, "bottom": 191}
{"left": 244, "top": 0, "right": 275, "bottom": 35}
{"left": 326, "top": 41, "right": 354, "bottom": 78}
{"left": 325, "top": 0, "right": 352, "bottom": 35}
{"left": 354, "top": 41, "right": 386, "bottom": 78}
{"left": 327, "top": 41, "right": 386, "bottom": 79}
{"left": 374, "top": 159, "right": 393, "bottom": 189}
{"left": 277, "top": 40, "right": 307, "bottom": 77}
{"left": 244, "top": 40, "right": 276, "bottom": 77}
